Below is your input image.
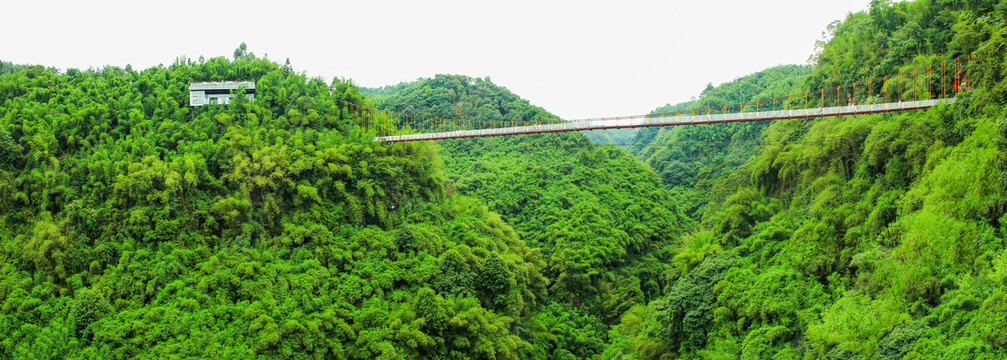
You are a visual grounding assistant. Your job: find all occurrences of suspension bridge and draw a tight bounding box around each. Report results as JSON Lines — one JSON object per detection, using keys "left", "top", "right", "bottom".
{"left": 358, "top": 56, "right": 974, "bottom": 143}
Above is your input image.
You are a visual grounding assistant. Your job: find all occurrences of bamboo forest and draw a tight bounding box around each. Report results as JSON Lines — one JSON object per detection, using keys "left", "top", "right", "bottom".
{"left": 3, "top": 0, "right": 1007, "bottom": 358}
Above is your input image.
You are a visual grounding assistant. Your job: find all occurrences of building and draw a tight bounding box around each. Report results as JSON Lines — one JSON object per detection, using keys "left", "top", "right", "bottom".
{"left": 189, "top": 81, "right": 256, "bottom": 106}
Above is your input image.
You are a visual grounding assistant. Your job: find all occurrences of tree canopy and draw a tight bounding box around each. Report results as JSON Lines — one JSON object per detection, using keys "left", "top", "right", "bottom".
{"left": 5, "top": 0, "right": 1007, "bottom": 357}
{"left": 606, "top": 0, "right": 1007, "bottom": 358}
{"left": 0, "top": 55, "right": 551, "bottom": 359}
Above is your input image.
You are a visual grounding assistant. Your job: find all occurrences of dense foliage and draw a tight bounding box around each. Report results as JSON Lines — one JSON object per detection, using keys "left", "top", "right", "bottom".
{"left": 5, "top": 0, "right": 1007, "bottom": 358}
{"left": 631, "top": 64, "right": 811, "bottom": 218}
{"left": 0, "top": 56, "right": 556, "bottom": 359}
{"left": 606, "top": 0, "right": 1007, "bottom": 358}
{"left": 369, "top": 75, "right": 690, "bottom": 357}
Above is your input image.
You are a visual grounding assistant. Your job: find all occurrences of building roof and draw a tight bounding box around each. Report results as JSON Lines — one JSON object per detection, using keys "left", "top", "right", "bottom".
{"left": 189, "top": 81, "right": 256, "bottom": 91}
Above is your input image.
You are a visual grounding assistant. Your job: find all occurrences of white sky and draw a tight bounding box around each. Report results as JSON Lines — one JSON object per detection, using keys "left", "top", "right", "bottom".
{"left": 2, "top": 0, "right": 869, "bottom": 120}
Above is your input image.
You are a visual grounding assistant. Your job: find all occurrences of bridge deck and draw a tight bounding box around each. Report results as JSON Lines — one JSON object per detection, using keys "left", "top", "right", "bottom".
{"left": 375, "top": 98, "right": 955, "bottom": 142}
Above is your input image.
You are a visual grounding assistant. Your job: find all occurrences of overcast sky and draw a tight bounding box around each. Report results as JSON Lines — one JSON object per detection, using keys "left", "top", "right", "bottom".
{"left": 2, "top": 0, "right": 870, "bottom": 120}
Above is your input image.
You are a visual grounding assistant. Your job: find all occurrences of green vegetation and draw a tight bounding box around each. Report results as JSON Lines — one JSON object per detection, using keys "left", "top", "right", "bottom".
{"left": 0, "top": 56, "right": 550, "bottom": 358}
{"left": 632, "top": 64, "right": 811, "bottom": 218}
{"left": 4, "top": 0, "right": 1007, "bottom": 358}
{"left": 369, "top": 75, "right": 690, "bottom": 357}
{"left": 584, "top": 128, "right": 640, "bottom": 146}
{"left": 605, "top": 0, "right": 1007, "bottom": 358}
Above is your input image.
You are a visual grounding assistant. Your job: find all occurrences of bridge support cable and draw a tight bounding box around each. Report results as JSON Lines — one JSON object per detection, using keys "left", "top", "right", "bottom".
{"left": 375, "top": 99, "right": 955, "bottom": 142}
{"left": 356, "top": 55, "right": 974, "bottom": 142}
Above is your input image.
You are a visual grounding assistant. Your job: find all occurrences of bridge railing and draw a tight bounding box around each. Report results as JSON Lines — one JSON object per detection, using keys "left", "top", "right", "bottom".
{"left": 375, "top": 98, "right": 953, "bottom": 143}
{"left": 353, "top": 54, "right": 975, "bottom": 138}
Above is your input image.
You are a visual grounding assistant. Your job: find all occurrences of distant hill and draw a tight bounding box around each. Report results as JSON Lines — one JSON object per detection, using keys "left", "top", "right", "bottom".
{"left": 608, "top": 0, "right": 1007, "bottom": 358}
{"left": 3, "top": 0, "right": 1007, "bottom": 357}
{"left": 367, "top": 74, "right": 692, "bottom": 355}
{"left": 632, "top": 64, "right": 811, "bottom": 218}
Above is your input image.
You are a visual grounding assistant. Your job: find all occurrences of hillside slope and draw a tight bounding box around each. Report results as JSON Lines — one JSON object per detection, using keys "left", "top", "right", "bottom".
{"left": 608, "top": 0, "right": 1007, "bottom": 358}
{"left": 368, "top": 75, "right": 692, "bottom": 356}
{"left": 0, "top": 57, "right": 552, "bottom": 359}
{"left": 632, "top": 64, "right": 811, "bottom": 219}
{"left": 4, "top": 0, "right": 1006, "bottom": 357}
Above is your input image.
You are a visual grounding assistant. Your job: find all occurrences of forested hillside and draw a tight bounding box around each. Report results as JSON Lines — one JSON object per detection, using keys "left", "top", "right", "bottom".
{"left": 368, "top": 75, "right": 691, "bottom": 357}
{"left": 371, "top": 0, "right": 1007, "bottom": 358}
{"left": 4, "top": 0, "right": 1007, "bottom": 358}
{"left": 0, "top": 56, "right": 560, "bottom": 358}
{"left": 632, "top": 64, "right": 811, "bottom": 219}
{"left": 603, "top": 0, "right": 1007, "bottom": 358}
